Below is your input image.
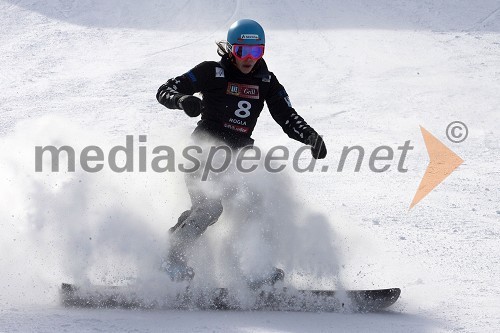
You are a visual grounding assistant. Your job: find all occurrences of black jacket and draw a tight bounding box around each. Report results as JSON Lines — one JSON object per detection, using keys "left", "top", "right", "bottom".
{"left": 157, "top": 55, "right": 316, "bottom": 148}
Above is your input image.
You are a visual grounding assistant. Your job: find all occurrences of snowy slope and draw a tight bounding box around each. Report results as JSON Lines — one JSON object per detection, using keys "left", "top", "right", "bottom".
{"left": 1, "top": 0, "right": 499, "bottom": 332}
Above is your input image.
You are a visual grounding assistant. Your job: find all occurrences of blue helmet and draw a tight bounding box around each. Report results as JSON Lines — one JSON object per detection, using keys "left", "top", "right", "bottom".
{"left": 227, "top": 19, "right": 265, "bottom": 46}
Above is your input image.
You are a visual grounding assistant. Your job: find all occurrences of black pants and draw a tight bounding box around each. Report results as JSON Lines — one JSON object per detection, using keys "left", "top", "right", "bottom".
{"left": 167, "top": 126, "right": 254, "bottom": 263}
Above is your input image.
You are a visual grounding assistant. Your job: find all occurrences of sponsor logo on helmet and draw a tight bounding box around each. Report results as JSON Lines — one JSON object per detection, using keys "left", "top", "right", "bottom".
{"left": 239, "top": 34, "right": 260, "bottom": 40}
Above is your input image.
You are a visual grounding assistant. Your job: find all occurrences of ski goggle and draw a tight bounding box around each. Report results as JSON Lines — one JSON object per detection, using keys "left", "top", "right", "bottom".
{"left": 230, "top": 44, "right": 265, "bottom": 60}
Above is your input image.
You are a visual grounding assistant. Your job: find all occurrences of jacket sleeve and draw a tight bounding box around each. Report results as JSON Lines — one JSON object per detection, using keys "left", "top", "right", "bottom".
{"left": 265, "top": 73, "right": 315, "bottom": 144}
{"left": 156, "top": 62, "right": 211, "bottom": 109}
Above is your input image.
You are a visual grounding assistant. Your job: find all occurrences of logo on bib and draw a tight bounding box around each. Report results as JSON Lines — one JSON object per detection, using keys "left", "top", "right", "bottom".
{"left": 226, "top": 82, "right": 259, "bottom": 99}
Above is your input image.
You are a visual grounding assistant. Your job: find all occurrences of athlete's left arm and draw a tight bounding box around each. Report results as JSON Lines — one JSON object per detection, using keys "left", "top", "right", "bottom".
{"left": 265, "top": 73, "right": 327, "bottom": 159}
{"left": 265, "top": 73, "right": 316, "bottom": 143}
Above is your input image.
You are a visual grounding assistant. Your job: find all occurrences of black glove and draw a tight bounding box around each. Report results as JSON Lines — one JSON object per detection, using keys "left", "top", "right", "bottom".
{"left": 306, "top": 132, "right": 327, "bottom": 159}
{"left": 178, "top": 95, "right": 202, "bottom": 117}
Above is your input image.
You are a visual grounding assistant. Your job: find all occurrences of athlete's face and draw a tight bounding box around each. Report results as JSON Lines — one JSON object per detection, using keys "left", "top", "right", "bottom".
{"left": 234, "top": 56, "right": 258, "bottom": 74}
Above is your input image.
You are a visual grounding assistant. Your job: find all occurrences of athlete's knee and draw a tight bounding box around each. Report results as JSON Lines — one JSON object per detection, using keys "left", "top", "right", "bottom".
{"left": 169, "top": 210, "right": 192, "bottom": 233}
{"left": 172, "top": 201, "right": 223, "bottom": 239}
{"left": 205, "top": 200, "right": 223, "bottom": 222}
{"left": 193, "top": 200, "right": 223, "bottom": 229}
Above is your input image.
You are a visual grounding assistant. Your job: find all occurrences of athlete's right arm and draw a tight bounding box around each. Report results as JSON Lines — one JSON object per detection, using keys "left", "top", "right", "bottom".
{"left": 156, "top": 62, "right": 212, "bottom": 110}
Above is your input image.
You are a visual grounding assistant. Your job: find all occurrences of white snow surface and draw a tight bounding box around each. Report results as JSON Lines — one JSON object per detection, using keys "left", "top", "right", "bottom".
{"left": 1, "top": 0, "right": 499, "bottom": 332}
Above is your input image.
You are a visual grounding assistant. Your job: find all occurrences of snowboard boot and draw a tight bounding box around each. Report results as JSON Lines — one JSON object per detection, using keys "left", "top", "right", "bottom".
{"left": 247, "top": 267, "right": 285, "bottom": 290}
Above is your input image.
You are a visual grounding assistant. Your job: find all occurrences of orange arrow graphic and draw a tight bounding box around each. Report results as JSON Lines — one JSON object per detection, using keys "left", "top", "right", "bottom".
{"left": 410, "top": 126, "right": 464, "bottom": 209}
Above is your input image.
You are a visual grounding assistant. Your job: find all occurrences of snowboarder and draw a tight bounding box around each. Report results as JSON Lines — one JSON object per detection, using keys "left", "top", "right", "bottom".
{"left": 156, "top": 19, "right": 327, "bottom": 283}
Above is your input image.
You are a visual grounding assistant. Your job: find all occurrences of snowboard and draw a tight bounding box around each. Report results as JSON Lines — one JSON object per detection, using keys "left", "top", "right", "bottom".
{"left": 60, "top": 283, "right": 400, "bottom": 312}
